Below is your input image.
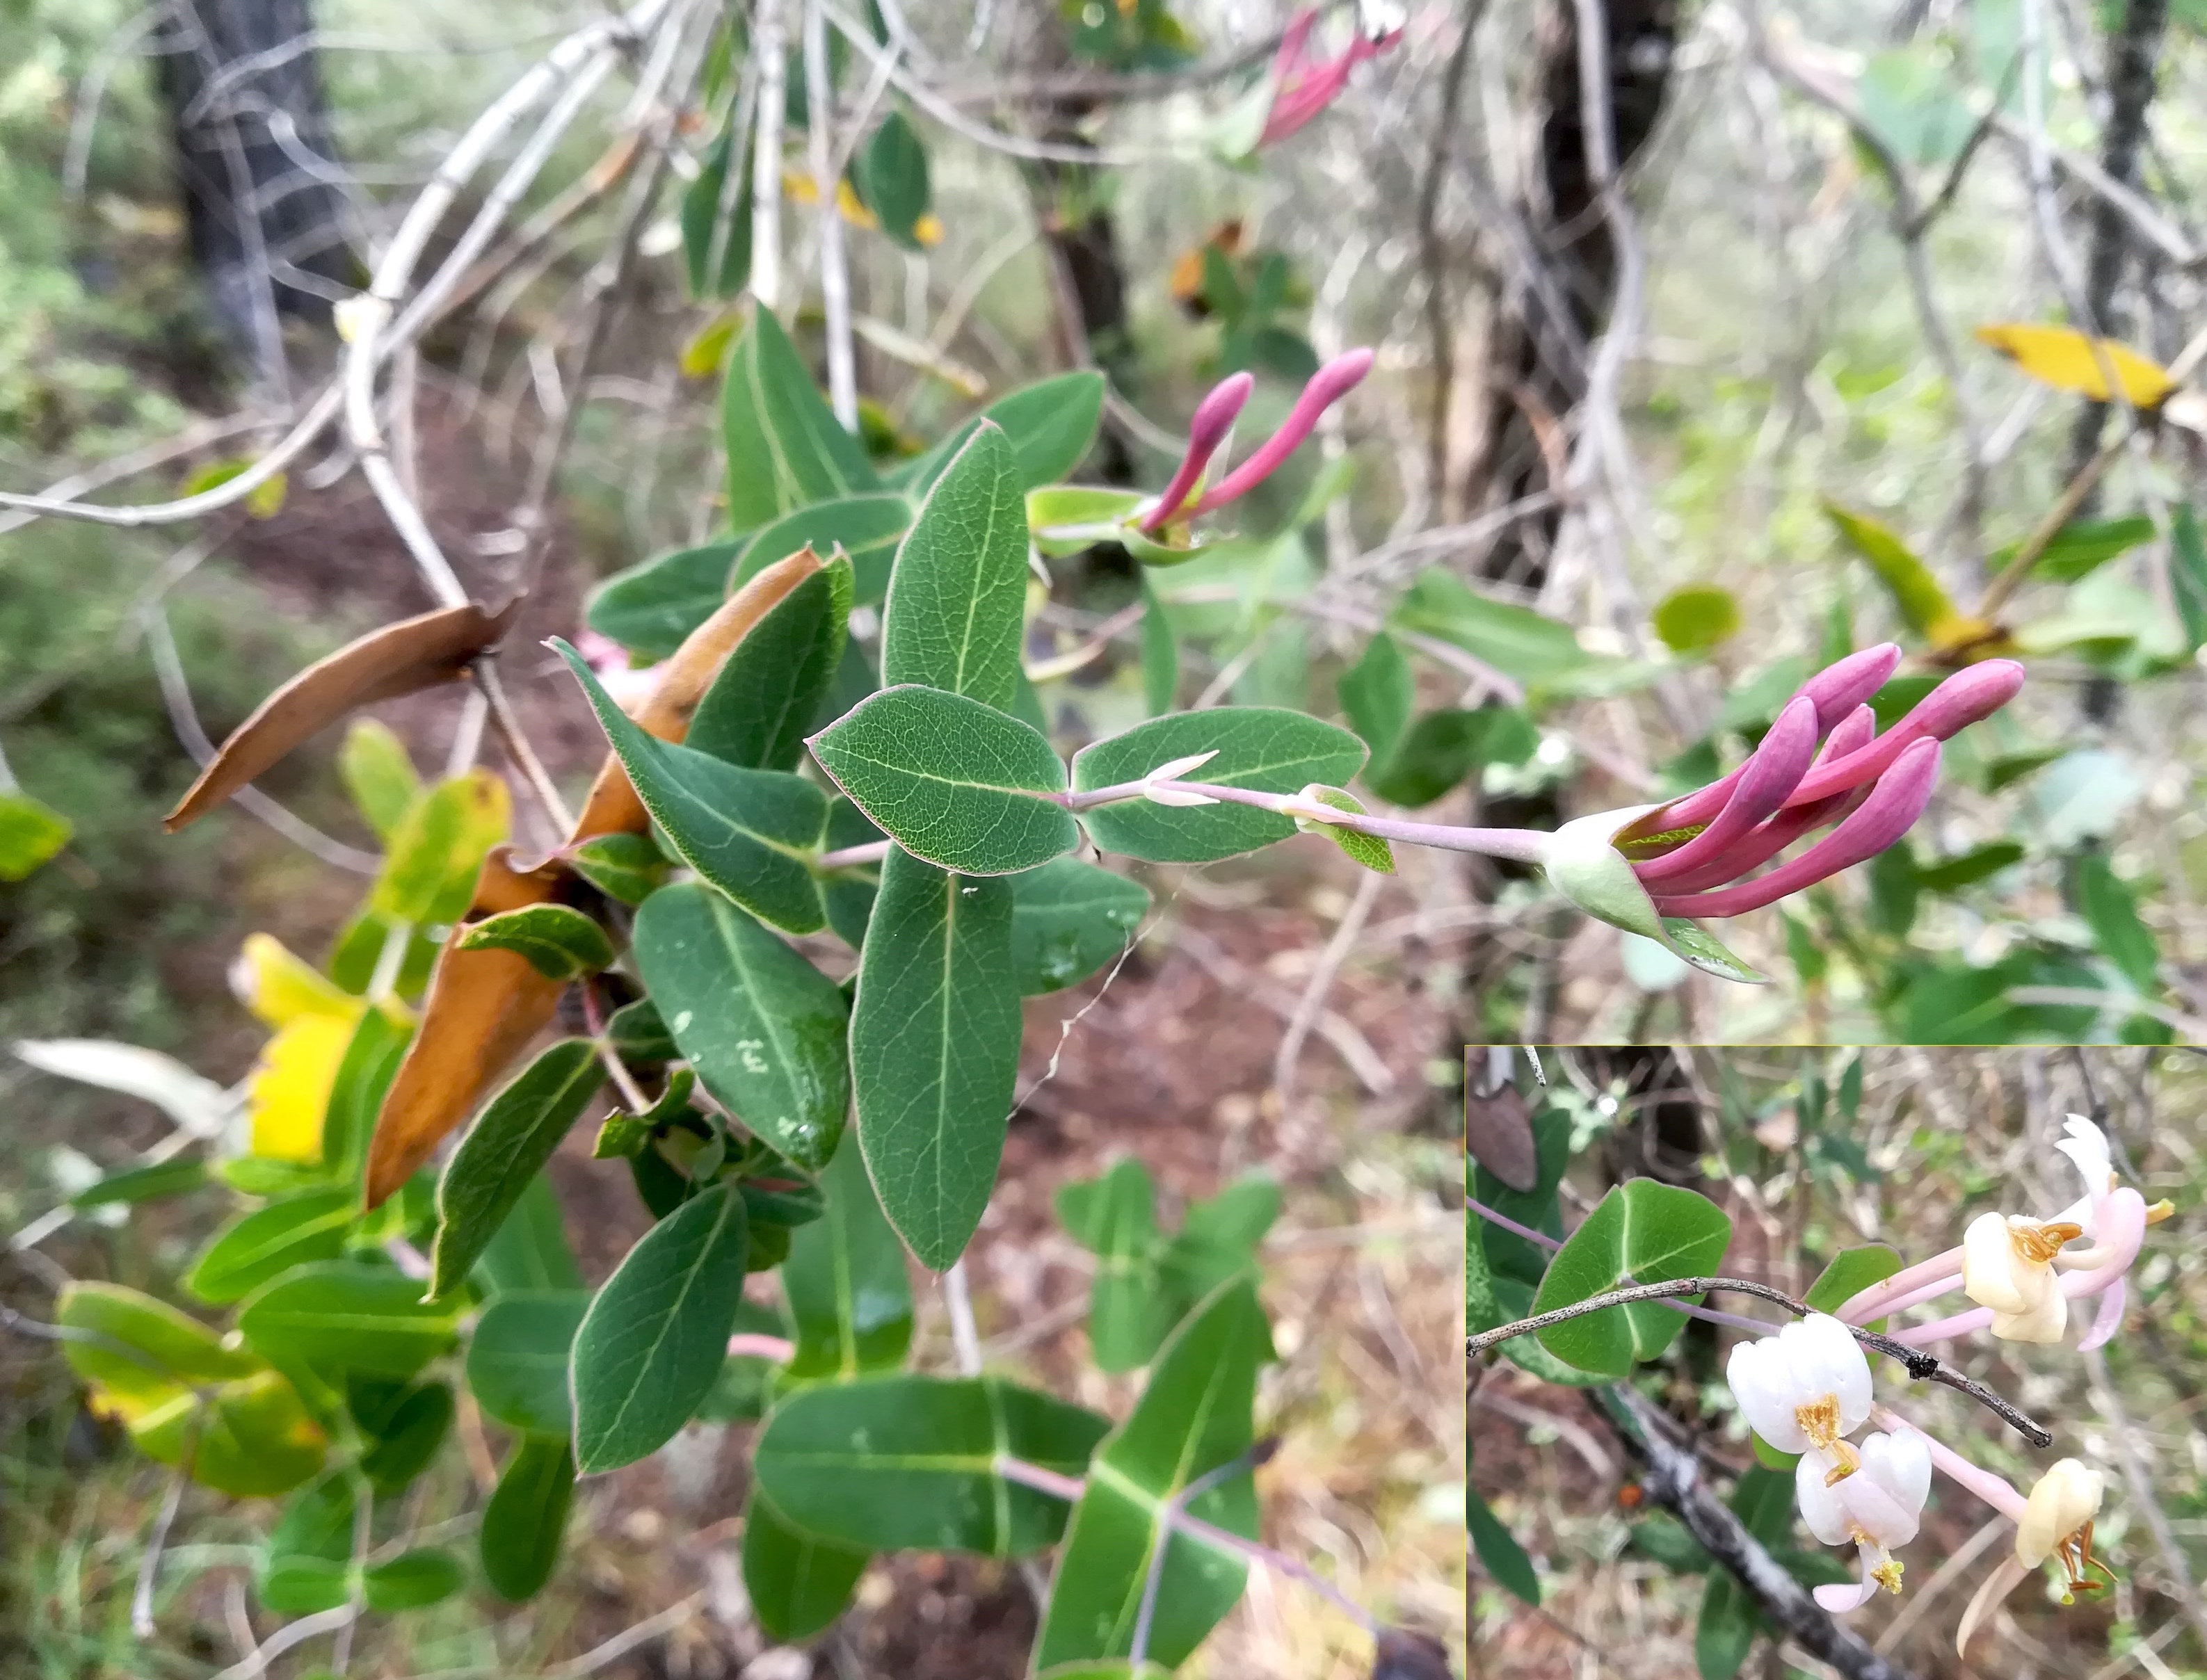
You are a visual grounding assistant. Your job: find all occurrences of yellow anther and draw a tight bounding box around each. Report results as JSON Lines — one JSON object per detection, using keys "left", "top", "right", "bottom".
{"left": 2145, "top": 1200, "right": 2176, "bottom": 1226}
{"left": 2011, "top": 1220, "right": 2084, "bottom": 1265}
{"left": 1872, "top": 1557, "right": 1905, "bottom": 1595}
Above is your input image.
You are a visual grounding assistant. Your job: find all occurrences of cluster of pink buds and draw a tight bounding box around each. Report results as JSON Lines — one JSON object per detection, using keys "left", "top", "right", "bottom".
{"left": 1135, "top": 350, "right": 1374, "bottom": 538}
{"left": 1594, "top": 644, "right": 2027, "bottom": 919}
{"left": 1721, "top": 1115, "right": 2172, "bottom": 1649}
{"left": 1258, "top": 8, "right": 1405, "bottom": 147}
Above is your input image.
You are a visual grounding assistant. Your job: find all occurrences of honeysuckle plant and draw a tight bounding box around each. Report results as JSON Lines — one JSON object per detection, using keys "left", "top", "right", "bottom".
{"left": 1468, "top": 1056, "right": 2172, "bottom": 1676}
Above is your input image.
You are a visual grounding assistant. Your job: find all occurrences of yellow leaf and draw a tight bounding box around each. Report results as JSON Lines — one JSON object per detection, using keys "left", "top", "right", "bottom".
{"left": 246, "top": 471, "right": 288, "bottom": 519}
{"left": 681, "top": 309, "right": 742, "bottom": 379}
{"left": 1974, "top": 323, "right": 2177, "bottom": 407}
{"left": 914, "top": 212, "right": 944, "bottom": 248}
{"left": 233, "top": 932, "right": 360, "bottom": 1028}
{"left": 248, "top": 1012, "right": 359, "bottom": 1163}
{"left": 780, "top": 170, "right": 878, "bottom": 229}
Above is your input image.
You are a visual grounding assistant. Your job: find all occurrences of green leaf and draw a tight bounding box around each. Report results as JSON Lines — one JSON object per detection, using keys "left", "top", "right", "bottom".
{"left": 586, "top": 541, "right": 744, "bottom": 662}
{"left": 821, "top": 796, "right": 883, "bottom": 947}
{"left": 1803, "top": 1244, "right": 1903, "bottom": 1337}
{"left": 783, "top": 1137, "right": 914, "bottom": 1381}
{"left": 1823, "top": 502, "right": 1971, "bottom": 643}
{"left": 358, "top": 1381, "right": 453, "bottom": 1492}
{"left": 808, "top": 684, "right": 1077, "bottom": 875}
{"left": 1993, "top": 515, "right": 2156, "bottom": 584}
{"left": 1055, "top": 1159, "right": 1172, "bottom": 1372}
{"left": 631, "top": 882, "right": 851, "bottom": 1170}
{"left": 1158, "top": 1176, "right": 1278, "bottom": 1305}
{"left": 850, "top": 848, "right": 1021, "bottom": 1270}
{"left": 1468, "top": 1486, "right": 1540, "bottom": 1604}
{"left": 904, "top": 372, "right": 1107, "bottom": 496}
{"left": 689, "top": 556, "right": 853, "bottom": 773}
{"left": 474, "top": 1172, "right": 584, "bottom": 1295}
{"left": 1071, "top": 709, "right": 1367, "bottom": 864}
{"left": 482, "top": 1435, "right": 575, "bottom": 1601}
{"left": 337, "top": 719, "right": 420, "bottom": 841}
{"left": 850, "top": 108, "right": 931, "bottom": 249}
{"left": 467, "top": 1290, "right": 588, "bottom": 1435}
{"left": 1365, "top": 706, "right": 1539, "bottom": 809}
{"left": 186, "top": 1189, "right": 359, "bottom": 1305}
{"left": 1033, "top": 1278, "right": 1266, "bottom": 1671}
{"left": 238, "top": 1261, "right": 463, "bottom": 1380}
{"left": 138, "top": 1368, "right": 330, "bottom": 1498}
{"left": 879, "top": 420, "right": 1029, "bottom": 712}
{"left": 0, "top": 789, "right": 72, "bottom": 880}
{"left": 259, "top": 1473, "right": 355, "bottom": 1613}
{"left": 1695, "top": 1467, "right": 1795, "bottom": 1680}
{"left": 729, "top": 494, "right": 911, "bottom": 605}
{"left": 1652, "top": 584, "right": 1742, "bottom": 654}
{"left": 681, "top": 124, "right": 753, "bottom": 298}
{"left": 572, "top": 1181, "right": 752, "bottom": 1473}
{"left": 722, "top": 309, "right": 880, "bottom": 528}
{"left": 1139, "top": 576, "right": 1178, "bottom": 716}
{"left": 1028, "top": 485, "right": 1143, "bottom": 557}
{"left": 568, "top": 832, "right": 671, "bottom": 907}
{"left": 56, "top": 1282, "right": 257, "bottom": 1409}
{"left": 429, "top": 1040, "right": 604, "bottom": 1298}
{"left": 556, "top": 641, "right": 829, "bottom": 933}
{"left": 742, "top": 1490, "right": 869, "bottom": 1640}
{"left": 1337, "top": 633, "right": 1413, "bottom": 766}
{"left": 2172, "top": 505, "right": 2207, "bottom": 653}
{"left": 370, "top": 770, "right": 508, "bottom": 926}
{"left": 1913, "top": 839, "right": 2025, "bottom": 893}
{"left": 363, "top": 1547, "right": 464, "bottom": 1611}
{"left": 753, "top": 1375, "right": 1109, "bottom": 1555}
{"left": 319, "top": 1003, "right": 412, "bottom": 1184}
{"left": 1009, "top": 856, "right": 1150, "bottom": 994}
{"left": 1294, "top": 784, "right": 1394, "bottom": 873}
{"left": 1530, "top": 1179, "right": 1733, "bottom": 1378}
{"left": 2076, "top": 853, "right": 2160, "bottom": 992}
{"left": 70, "top": 1156, "right": 209, "bottom": 1210}
{"left": 1392, "top": 570, "right": 1594, "bottom": 688}
{"left": 456, "top": 903, "right": 614, "bottom": 980}
{"left": 1856, "top": 46, "right": 1976, "bottom": 165}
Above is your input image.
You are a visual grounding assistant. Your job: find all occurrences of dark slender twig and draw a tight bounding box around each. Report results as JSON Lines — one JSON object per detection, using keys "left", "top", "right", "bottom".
{"left": 1467, "top": 1275, "right": 2054, "bottom": 1446}
{"left": 1599, "top": 1385, "right": 1923, "bottom": 1680}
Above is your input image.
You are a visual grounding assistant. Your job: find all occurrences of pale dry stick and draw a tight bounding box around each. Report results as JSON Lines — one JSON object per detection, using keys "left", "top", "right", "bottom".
{"left": 2085, "top": 1619, "right": 2188, "bottom": 1680}
{"left": 803, "top": 0, "right": 858, "bottom": 429}
{"left": 1989, "top": 111, "right": 2200, "bottom": 271}
{"left": 207, "top": 1603, "right": 360, "bottom": 1680}
{"left": 61, "top": 0, "right": 172, "bottom": 202}
{"left": 343, "top": 0, "right": 680, "bottom": 610}
{"left": 942, "top": 1259, "right": 984, "bottom": 1375}
{"left": 751, "top": 0, "right": 789, "bottom": 312}
{"left": 131, "top": 1457, "right": 191, "bottom": 1640}
{"left": 0, "top": 410, "right": 273, "bottom": 539}
{"left": 543, "top": 1592, "right": 707, "bottom": 1679}
{"left": 2082, "top": 1345, "right": 2207, "bottom": 1660}
{"left": 820, "top": 1, "right": 1166, "bottom": 168}
{"left": 928, "top": 224, "right": 1036, "bottom": 355}
{"left": 1273, "top": 869, "right": 1385, "bottom": 1108}
{"left": 2005, "top": 985, "right": 2207, "bottom": 1040}
{"left": 140, "top": 605, "right": 380, "bottom": 874}
{"left": 698, "top": 22, "right": 762, "bottom": 296}
{"left": 1171, "top": 924, "right": 1395, "bottom": 1095}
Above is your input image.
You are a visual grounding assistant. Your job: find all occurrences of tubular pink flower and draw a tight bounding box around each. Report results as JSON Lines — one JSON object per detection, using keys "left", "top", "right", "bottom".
{"left": 1836, "top": 1243, "right": 1964, "bottom": 1325}
{"left": 1185, "top": 349, "right": 1374, "bottom": 518}
{"left": 1649, "top": 737, "right": 1942, "bottom": 918}
{"left": 1651, "top": 709, "right": 1880, "bottom": 895}
{"left": 1635, "top": 645, "right": 1902, "bottom": 834}
{"left": 1636, "top": 696, "right": 1818, "bottom": 885}
{"left": 1137, "top": 371, "right": 1255, "bottom": 534}
{"left": 1259, "top": 11, "right": 1404, "bottom": 147}
{"left": 1782, "top": 659, "right": 2025, "bottom": 809}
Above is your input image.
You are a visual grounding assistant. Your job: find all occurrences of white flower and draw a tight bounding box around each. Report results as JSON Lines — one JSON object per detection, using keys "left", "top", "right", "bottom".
{"left": 1796, "top": 1427, "right": 1932, "bottom": 1610}
{"left": 1961, "top": 1211, "right": 2075, "bottom": 1343}
{"left": 2016, "top": 1459, "right": 2104, "bottom": 1572}
{"left": 2053, "top": 1115, "right": 2117, "bottom": 1221}
{"left": 1725, "top": 1314, "right": 1872, "bottom": 1464}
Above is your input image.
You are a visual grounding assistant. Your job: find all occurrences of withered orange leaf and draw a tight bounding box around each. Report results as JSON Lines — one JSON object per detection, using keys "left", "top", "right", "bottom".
{"left": 566, "top": 547, "right": 824, "bottom": 841}
{"left": 362, "top": 551, "right": 825, "bottom": 1209}
{"left": 362, "top": 846, "right": 567, "bottom": 1209}
{"left": 166, "top": 599, "right": 518, "bottom": 834}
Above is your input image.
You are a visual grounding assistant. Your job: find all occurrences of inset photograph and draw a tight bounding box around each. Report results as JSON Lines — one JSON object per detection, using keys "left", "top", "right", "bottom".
{"left": 1467, "top": 1046, "right": 2199, "bottom": 1679}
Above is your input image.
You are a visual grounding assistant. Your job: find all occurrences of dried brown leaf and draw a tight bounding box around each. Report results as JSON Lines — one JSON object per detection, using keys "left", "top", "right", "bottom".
{"left": 1466, "top": 1083, "right": 1539, "bottom": 1193}
{"left": 164, "top": 599, "right": 517, "bottom": 832}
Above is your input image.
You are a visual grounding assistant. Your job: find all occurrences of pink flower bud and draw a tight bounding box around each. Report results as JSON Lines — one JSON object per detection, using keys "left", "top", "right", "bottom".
{"left": 1652, "top": 738, "right": 1942, "bottom": 919}
{"left": 1185, "top": 349, "right": 1374, "bottom": 519}
{"left": 1644, "top": 706, "right": 1881, "bottom": 895}
{"left": 1783, "top": 660, "right": 2023, "bottom": 809}
{"left": 1259, "top": 11, "right": 1403, "bottom": 147}
{"left": 1138, "top": 372, "right": 1255, "bottom": 534}
{"left": 1636, "top": 695, "right": 1817, "bottom": 885}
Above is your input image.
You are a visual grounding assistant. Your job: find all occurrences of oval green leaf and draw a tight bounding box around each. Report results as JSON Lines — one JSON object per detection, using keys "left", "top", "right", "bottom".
{"left": 467, "top": 1289, "right": 588, "bottom": 1436}
{"left": 1009, "top": 856, "right": 1150, "bottom": 995}
{"left": 184, "top": 1189, "right": 358, "bottom": 1305}
{"left": 781, "top": 1136, "right": 913, "bottom": 1382}
{"left": 237, "top": 1261, "right": 463, "bottom": 1380}
{"left": 879, "top": 421, "right": 1028, "bottom": 713}
{"left": 482, "top": 1434, "right": 576, "bottom": 1601}
{"left": 723, "top": 309, "right": 880, "bottom": 528}
{"left": 689, "top": 554, "right": 853, "bottom": 771}
{"left": 586, "top": 540, "right": 745, "bottom": 662}
{"left": 456, "top": 903, "right": 615, "bottom": 980}
{"left": 1530, "top": 1179, "right": 1733, "bottom": 1377}
{"left": 743, "top": 1488, "right": 869, "bottom": 1641}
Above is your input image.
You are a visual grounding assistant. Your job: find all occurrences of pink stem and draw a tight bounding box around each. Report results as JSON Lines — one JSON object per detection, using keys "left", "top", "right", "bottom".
{"left": 1874, "top": 1405, "right": 2029, "bottom": 1520}
{"left": 728, "top": 1333, "right": 795, "bottom": 1362}
{"left": 1651, "top": 738, "right": 1942, "bottom": 918}
{"left": 1185, "top": 350, "right": 1374, "bottom": 518}
{"left": 1835, "top": 1245, "right": 1964, "bottom": 1324}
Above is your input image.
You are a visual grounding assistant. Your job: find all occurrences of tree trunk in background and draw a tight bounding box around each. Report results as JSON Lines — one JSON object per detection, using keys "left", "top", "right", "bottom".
{"left": 1463, "top": 0, "right": 1678, "bottom": 592}
{"left": 154, "top": 0, "right": 355, "bottom": 389}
